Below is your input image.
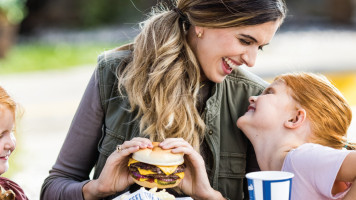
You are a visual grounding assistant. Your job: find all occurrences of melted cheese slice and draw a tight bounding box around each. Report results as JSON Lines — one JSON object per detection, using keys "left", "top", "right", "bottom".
{"left": 139, "top": 178, "right": 148, "bottom": 181}
{"left": 137, "top": 165, "right": 179, "bottom": 176}
{"left": 175, "top": 172, "right": 185, "bottom": 179}
{"left": 128, "top": 158, "right": 139, "bottom": 166}
{"left": 128, "top": 158, "right": 181, "bottom": 176}
{"left": 157, "top": 165, "right": 178, "bottom": 175}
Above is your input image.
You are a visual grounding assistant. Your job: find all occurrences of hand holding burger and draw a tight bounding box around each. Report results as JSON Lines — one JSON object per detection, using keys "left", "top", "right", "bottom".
{"left": 84, "top": 137, "right": 224, "bottom": 200}
{"left": 159, "top": 138, "right": 226, "bottom": 200}
{"left": 128, "top": 142, "right": 186, "bottom": 189}
{"left": 83, "top": 137, "right": 153, "bottom": 199}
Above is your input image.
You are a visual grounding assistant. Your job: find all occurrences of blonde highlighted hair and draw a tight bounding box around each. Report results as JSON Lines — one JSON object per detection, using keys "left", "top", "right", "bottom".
{"left": 117, "top": 0, "right": 287, "bottom": 151}
{"left": 274, "top": 72, "right": 355, "bottom": 150}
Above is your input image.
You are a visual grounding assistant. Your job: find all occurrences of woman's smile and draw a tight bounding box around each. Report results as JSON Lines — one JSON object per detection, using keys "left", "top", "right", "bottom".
{"left": 222, "top": 57, "right": 243, "bottom": 75}
{"left": 222, "top": 58, "right": 233, "bottom": 75}
{"left": 224, "top": 57, "right": 241, "bottom": 70}
{"left": 223, "top": 57, "right": 242, "bottom": 73}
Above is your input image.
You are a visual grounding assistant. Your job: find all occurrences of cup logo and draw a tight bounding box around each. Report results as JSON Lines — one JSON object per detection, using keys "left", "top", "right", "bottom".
{"left": 248, "top": 184, "right": 254, "bottom": 191}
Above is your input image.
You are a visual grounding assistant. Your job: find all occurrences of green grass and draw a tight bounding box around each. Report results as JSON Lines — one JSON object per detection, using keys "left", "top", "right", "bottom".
{"left": 0, "top": 42, "right": 122, "bottom": 74}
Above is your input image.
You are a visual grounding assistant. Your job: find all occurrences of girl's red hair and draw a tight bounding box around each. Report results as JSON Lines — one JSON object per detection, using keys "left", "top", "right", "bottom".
{"left": 275, "top": 72, "right": 355, "bottom": 150}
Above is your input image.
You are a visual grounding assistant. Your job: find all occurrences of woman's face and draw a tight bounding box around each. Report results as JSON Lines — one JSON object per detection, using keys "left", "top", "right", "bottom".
{"left": 0, "top": 105, "right": 16, "bottom": 175}
{"left": 191, "top": 21, "right": 280, "bottom": 83}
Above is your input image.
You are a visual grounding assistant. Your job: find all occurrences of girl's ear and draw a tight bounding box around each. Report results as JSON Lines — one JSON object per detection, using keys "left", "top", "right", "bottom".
{"left": 284, "top": 108, "right": 307, "bottom": 129}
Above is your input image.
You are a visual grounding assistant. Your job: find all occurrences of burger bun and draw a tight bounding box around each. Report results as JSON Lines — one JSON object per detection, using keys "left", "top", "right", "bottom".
{"left": 132, "top": 142, "right": 184, "bottom": 166}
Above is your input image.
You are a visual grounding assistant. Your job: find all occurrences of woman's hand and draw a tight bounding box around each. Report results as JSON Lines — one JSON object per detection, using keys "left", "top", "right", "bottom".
{"left": 83, "top": 137, "right": 153, "bottom": 200}
{"left": 159, "top": 138, "right": 225, "bottom": 200}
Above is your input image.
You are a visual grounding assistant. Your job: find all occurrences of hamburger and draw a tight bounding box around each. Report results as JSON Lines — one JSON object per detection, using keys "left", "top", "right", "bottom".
{"left": 128, "top": 142, "right": 185, "bottom": 189}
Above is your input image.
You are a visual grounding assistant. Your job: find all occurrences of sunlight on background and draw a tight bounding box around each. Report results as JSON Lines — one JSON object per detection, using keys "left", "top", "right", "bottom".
{"left": 326, "top": 72, "right": 356, "bottom": 142}
{"left": 326, "top": 72, "right": 356, "bottom": 105}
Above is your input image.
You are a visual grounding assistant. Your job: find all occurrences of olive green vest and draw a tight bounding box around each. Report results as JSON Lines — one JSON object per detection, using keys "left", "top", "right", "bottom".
{"left": 93, "top": 49, "right": 267, "bottom": 200}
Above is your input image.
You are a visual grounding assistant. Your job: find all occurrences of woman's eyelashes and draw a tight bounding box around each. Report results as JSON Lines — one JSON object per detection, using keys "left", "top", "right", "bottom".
{"left": 239, "top": 38, "right": 251, "bottom": 46}
{"left": 238, "top": 38, "right": 264, "bottom": 51}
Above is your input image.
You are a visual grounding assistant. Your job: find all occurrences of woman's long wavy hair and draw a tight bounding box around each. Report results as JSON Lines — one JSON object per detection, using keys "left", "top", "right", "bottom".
{"left": 275, "top": 72, "right": 355, "bottom": 150}
{"left": 117, "top": 0, "right": 287, "bottom": 151}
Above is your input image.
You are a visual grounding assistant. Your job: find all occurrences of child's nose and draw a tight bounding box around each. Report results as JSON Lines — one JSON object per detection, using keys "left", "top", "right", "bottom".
{"left": 249, "top": 96, "right": 257, "bottom": 103}
{"left": 5, "top": 133, "right": 16, "bottom": 152}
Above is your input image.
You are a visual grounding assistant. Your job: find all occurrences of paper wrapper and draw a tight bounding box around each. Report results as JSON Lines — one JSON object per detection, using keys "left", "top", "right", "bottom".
{"left": 118, "top": 187, "right": 160, "bottom": 200}
{"left": 113, "top": 187, "right": 193, "bottom": 200}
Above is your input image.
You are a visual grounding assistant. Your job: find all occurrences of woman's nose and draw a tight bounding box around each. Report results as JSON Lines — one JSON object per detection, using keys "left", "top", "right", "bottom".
{"left": 242, "top": 48, "right": 258, "bottom": 67}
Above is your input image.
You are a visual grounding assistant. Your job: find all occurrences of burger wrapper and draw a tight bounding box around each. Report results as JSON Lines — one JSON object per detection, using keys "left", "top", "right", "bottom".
{"left": 115, "top": 188, "right": 158, "bottom": 200}
{"left": 114, "top": 187, "right": 193, "bottom": 200}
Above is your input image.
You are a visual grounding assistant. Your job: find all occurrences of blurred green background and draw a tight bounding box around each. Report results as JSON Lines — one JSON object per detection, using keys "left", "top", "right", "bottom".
{"left": 0, "top": 0, "right": 160, "bottom": 73}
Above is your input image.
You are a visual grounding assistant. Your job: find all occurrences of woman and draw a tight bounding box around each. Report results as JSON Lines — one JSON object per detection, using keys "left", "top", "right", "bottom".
{"left": 0, "top": 86, "right": 29, "bottom": 200}
{"left": 40, "top": 0, "right": 287, "bottom": 199}
{"left": 237, "top": 72, "right": 356, "bottom": 199}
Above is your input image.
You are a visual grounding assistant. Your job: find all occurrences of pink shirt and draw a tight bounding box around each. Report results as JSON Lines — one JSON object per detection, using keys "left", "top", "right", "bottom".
{"left": 282, "top": 143, "right": 351, "bottom": 200}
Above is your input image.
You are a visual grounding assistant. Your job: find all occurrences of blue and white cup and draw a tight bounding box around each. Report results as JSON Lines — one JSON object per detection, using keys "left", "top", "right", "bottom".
{"left": 246, "top": 171, "right": 294, "bottom": 200}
